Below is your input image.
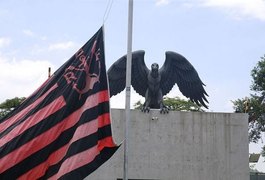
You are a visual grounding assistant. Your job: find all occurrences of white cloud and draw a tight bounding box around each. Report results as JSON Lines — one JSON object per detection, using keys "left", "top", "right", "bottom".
{"left": 22, "top": 29, "right": 47, "bottom": 41}
{"left": 0, "top": 56, "right": 53, "bottom": 102}
{"left": 200, "top": 0, "right": 265, "bottom": 21}
{"left": 0, "top": 37, "right": 11, "bottom": 48}
{"left": 155, "top": 0, "right": 265, "bottom": 20}
{"left": 155, "top": 0, "right": 170, "bottom": 6}
{"left": 22, "top": 29, "right": 35, "bottom": 37}
{"left": 110, "top": 89, "right": 144, "bottom": 109}
{"left": 40, "top": 36, "right": 47, "bottom": 41}
{"left": 48, "top": 41, "right": 77, "bottom": 51}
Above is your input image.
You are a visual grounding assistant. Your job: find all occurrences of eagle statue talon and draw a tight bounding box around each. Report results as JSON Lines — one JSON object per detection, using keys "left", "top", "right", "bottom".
{"left": 141, "top": 106, "right": 150, "bottom": 113}
{"left": 107, "top": 50, "right": 209, "bottom": 113}
{"left": 160, "top": 105, "right": 169, "bottom": 114}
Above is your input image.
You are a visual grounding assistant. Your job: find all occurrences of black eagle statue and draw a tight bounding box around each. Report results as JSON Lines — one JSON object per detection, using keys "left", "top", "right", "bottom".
{"left": 107, "top": 50, "right": 208, "bottom": 113}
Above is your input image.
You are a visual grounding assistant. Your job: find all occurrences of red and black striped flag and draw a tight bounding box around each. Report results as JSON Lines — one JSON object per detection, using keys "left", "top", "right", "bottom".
{"left": 0, "top": 27, "right": 119, "bottom": 180}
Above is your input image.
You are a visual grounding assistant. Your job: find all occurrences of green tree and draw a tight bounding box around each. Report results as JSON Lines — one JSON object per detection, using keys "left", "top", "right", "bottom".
{"left": 251, "top": 55, "right": 265, "bottom": 94}
{"left": 232, "top": 55, "right": 265, "bottom": 153}
{"left": 134, "top": 96, "right": 205, "bottom": 112}
{"left": 0, "top": 97, "right": 26, "bottom": 118}
{"left": 233, "top": 95, "right": 265, "bottom": 143}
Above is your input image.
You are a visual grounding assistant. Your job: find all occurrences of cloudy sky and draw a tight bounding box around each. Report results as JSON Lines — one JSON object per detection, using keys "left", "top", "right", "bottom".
{"left": 1, "top": 0, "right": 265, "bottom": 111}
{"left": 1, "top": 0, "right": 265, "bottom": 168}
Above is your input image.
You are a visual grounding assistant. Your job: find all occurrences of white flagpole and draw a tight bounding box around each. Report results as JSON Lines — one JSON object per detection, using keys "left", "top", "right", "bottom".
{"left": 124, "top": 0, "right": 133, "bottom": 180}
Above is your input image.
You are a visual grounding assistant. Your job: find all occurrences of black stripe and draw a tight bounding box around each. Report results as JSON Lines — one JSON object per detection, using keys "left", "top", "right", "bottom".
{"left": 0, "top": 102, "right": 109, "bottom": 158}
{"left": 0, "top": 105, "right": 110, "bottom": 179}
{"left": 0, "top": 76, "right": 108, "bottom": 139}
{"left": 40, "top": 125, "right": 112, "bottom": 179}
{"left": 0, "top": 72, "right": 62, "bottom": 124}
{"left": 59, "top": 146, "right": 119, "bottom": 180}
{"left": 0, "top": 106, "right": 67, "bottom": 159}
{"left": 0, "top": 123, "right": 74, "bottom": 180}
{"left": 0, "top": 85, "right": 66, "bottom": 138}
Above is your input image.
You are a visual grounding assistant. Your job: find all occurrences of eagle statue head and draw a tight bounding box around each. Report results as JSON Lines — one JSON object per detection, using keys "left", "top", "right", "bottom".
{"left": 151, "top": 63, "right": 159, "bottom": 78}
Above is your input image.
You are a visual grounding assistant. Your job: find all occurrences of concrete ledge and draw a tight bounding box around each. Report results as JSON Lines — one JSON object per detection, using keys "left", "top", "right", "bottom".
{"left": 87, "top": 109, "right": 249, "bottom": 180}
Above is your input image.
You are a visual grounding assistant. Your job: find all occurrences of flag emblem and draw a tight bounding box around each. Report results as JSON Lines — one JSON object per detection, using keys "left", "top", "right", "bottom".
{"left": 0, "top": 27, "right": 119, "bottom": 180}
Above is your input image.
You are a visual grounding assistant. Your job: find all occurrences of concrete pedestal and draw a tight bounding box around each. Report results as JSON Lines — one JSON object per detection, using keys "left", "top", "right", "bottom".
{"left": 86, "top": 109, "right": 249, "bottom": 180}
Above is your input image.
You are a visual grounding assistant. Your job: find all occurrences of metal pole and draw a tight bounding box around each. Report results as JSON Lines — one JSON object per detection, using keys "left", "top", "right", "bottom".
{"left": 124, "top": 0, "right": 133, "bottom": 180}
{"left": 48, "top": 67, "right": 51, "bottom": 78}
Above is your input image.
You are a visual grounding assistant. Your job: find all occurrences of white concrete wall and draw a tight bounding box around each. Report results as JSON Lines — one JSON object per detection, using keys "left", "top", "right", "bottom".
{"left": 87, "top": 109, "right": 249, "bottom": 180}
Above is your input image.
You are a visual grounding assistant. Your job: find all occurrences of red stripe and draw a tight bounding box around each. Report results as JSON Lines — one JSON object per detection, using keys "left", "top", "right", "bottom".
{"left": 0, "top": 90, "right": 109, "bottom": 174}
{"left": 18, "top": 114, "right": 112, "bottom": 180}
{"left": 70, "top": 117, "right": 100, "bottom": 142}
{"left": 0, "top": 95, "right": 66, "bottom": 147}
{"left": 97, "top": 136, "right": 116, "bottom": 152}
{"left": 49, "top": 146, "right": 99, "bottom": 180}
{"left": 49, "top": 136, "right": 115, "bottom": 180}
{"left": 18, "top": 145, "right": 69, "bottom": 180}
{"left": 98, "top": 113, "right": 111, "bottom": 128}
{"left": 0, "top": 84, "right": 58, "bottom": 134}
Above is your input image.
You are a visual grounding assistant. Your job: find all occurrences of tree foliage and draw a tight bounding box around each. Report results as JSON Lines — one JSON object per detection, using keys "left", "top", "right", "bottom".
{"left": 232, "top": 55, "right": 265, "bottom": 151}
{"left": 134, "top": 96, "right": 205, "bottom": 112}
{"left": 233, "top": 95, "right": 265, "bottom": 143}
{"left": 251, "top": 56, "right": 265, "bottom": 93}
{"left": 0, "top": 97, "right": 26, "bottom": 118}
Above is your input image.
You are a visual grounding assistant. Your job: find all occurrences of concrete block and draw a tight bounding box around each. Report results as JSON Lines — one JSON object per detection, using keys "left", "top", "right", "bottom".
{"left": 86, "top": 109, "right": 249, "bottom": 180}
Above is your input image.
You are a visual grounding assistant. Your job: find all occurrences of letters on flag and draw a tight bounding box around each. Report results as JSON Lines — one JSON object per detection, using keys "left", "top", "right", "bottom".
{"left": 0, "top": 27, "right": 119, "bottom": 180}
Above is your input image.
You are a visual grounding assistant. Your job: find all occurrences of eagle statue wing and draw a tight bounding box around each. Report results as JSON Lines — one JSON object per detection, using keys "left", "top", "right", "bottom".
{"left": 159, "top": 51, "right": 208, "bottom": 108}
{"left": 107, "top": 50, "right": 149, "bottom": 97}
